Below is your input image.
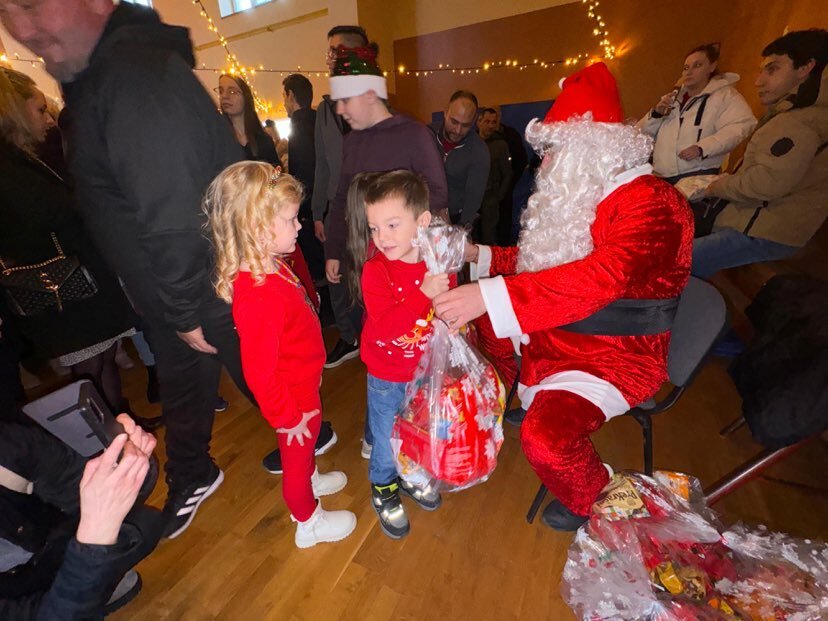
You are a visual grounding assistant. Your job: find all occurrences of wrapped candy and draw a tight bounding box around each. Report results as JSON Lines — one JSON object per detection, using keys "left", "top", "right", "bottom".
{"left": 391, "top": 221, "right": 505, "bottom": 492}
{"left": 562, "top": 471, "right": 828, "bottom": 620}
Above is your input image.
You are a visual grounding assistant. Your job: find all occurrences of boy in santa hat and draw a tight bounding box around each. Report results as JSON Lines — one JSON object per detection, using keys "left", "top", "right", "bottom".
{"left": 434, "top": 63, "right": 694, "bottom": 531}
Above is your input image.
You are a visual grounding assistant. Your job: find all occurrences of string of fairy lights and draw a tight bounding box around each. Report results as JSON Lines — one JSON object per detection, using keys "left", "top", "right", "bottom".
{"left": 4, "top": 0, "right": 616, "bottom": 113}
{"left": 0, "top": 52, "right": 44, "bottom": 68}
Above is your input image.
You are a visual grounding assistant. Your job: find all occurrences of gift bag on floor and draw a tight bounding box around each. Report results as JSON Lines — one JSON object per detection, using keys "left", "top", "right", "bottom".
{"left": 391, "top": 222, "right": 505, "bottom": 492}
{"left": 562, "top": 470, "right": 828, "bottom": 620}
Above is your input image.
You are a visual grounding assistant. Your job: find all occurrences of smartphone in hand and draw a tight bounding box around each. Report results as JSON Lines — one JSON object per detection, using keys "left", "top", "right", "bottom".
{"left": 22, "top": 380, "right": 125, "bottom": 456}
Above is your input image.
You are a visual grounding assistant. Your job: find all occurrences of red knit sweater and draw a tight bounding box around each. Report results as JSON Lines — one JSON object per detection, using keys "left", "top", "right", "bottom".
{"left": 360, "top": 253, "right": 435, "bottom": 382}
{"left": 232, "top": 267, "right": 325, "bottom": 429}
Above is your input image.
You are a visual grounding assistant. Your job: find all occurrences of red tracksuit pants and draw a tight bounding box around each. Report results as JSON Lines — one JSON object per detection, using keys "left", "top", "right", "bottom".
{"left": 276, "top": 392, "right": 322, "bottom": 522}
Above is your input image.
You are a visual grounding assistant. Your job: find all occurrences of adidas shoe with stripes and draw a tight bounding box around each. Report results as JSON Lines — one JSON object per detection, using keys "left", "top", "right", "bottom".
{"left": 163, "top": 464, "right": 224, "bottom": 539}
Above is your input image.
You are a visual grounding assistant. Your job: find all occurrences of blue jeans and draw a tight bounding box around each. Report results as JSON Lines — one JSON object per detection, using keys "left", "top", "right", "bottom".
{"left": 366, "top": 374, "right": 407, "bottom": 485}
{"left": 691, "top": 228, "right": 799, "bottom": 279}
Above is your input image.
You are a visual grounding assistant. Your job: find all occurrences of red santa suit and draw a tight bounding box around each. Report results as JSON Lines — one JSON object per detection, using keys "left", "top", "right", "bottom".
{"left": 474, "top": 64, "right": 693, "bottom": 517}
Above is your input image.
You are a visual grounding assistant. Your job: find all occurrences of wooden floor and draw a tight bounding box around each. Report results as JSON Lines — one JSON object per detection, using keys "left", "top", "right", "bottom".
{"left": 108, "top": 329, "right": 828, "bottom": 621}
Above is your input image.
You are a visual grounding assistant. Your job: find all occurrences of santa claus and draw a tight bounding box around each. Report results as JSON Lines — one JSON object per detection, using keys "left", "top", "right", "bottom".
{"left": 434, "top": 62, "right": 694, "bottom": 531}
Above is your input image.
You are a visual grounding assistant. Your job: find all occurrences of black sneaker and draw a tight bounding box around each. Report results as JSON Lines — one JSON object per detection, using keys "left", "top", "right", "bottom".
{"left": 540, "top": 499, "right": 589, "bottom": 532}
{"left": 214, "top": 396, "right": 229, "bottom": 412}
{"left": 505, "top": 407, "right": 527, "bottom": 427}
{"left": 163, "top": 464, "right": 224, "bottom": 539}
{"left": 371, "top": 481, "right": 410, "bottom": 539}
{"left": 104, "top": 570, "right": 142, "bottom": 615}
{"left": 262, "top": 421, "right": 338, "bottom": 474}
{"left": 398, "top": 477, "right": 442, "bottom": 511}
{"left": 324, "top": 339, "right": 360, "bottom": 369}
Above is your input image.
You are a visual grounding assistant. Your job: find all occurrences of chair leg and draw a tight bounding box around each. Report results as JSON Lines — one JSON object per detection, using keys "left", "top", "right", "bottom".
{"left": 703, "top": 440, "right": 809, "bottom": 505}
{"left": 526, "top": 484, "right": 547, "bottom": 524}
{"left": 641, "top": 416, "right": 654, "bottom": 476}
{"left": 506, "top": 372, "right": 520, "bottom": 410}
{"left": 720, "top": 416, "right": 748, "bottom": 437}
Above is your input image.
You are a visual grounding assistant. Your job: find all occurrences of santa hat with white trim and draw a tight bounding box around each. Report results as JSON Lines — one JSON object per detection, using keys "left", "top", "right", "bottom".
{"left": 526, "top": 62, "right": 625, "bottom": 150}
{"left": 329, "top": 45, "right": 387, "bottom": 100}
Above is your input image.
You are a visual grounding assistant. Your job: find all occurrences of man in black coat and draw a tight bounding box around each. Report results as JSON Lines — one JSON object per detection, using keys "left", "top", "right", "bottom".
{"left": 283, "top": 73, "right": 324, "bottom": 282}
{"left": 0, "top": 0, "right": 277, "bottom": 539}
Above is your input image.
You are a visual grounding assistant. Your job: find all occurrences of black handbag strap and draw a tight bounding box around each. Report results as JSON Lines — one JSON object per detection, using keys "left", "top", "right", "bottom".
{"left": 0, "top": 233, "right": 65, "bottom": 275}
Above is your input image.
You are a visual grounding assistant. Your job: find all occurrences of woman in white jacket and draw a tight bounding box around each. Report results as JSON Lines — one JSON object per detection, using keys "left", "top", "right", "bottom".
{"left": 638, "top": 43, "right": 757, "bottom": 184}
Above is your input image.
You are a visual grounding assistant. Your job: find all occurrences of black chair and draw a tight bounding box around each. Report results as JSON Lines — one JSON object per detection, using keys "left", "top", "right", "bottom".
{"left": 526, "top": 277, "right": 729, "bottom": 523}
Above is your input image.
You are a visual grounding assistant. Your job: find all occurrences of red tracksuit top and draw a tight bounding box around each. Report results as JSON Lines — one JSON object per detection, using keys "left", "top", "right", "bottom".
{"left": 232, "top": 266, "right": 325, "bottom": 429}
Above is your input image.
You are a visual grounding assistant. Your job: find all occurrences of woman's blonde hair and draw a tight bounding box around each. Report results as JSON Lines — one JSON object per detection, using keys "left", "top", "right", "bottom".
{"left": 0, "top": 67, "right": 39, "bottom": 152}
{"left": 204, "top": 161, "right": 304, "bottom": 303}
{"left": 346, "top": 169, "right": 430, "bottom": 302}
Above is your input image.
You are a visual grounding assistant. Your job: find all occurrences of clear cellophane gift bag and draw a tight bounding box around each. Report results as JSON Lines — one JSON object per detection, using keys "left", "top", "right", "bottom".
{"left": 390, "top": 221, "right": 505, "bottom": 492}
{"left": 561, "top": 470, "right": 828, "bottom": 620}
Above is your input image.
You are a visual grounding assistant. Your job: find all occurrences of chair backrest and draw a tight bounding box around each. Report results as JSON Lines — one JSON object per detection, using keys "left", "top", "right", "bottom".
{"left": 667, "top": 277, "right": 728, "bottom": 387}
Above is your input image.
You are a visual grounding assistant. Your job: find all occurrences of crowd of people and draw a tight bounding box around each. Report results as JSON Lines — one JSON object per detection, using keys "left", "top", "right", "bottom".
{"left": 0, "top": 0, "right": 826, "bottom": 616}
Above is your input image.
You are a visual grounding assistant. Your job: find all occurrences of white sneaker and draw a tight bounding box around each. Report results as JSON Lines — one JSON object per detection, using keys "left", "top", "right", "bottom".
{"left": 361, "top": 438, "right": 372, "bottom": 459}
{"left": 292, "top": 502, "right": 357, "bottom": 549}
{"left": 311, "top": 468, "right": 347, "bottom": 497}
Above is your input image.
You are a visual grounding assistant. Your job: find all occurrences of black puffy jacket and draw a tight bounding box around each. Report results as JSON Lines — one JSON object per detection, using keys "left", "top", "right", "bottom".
{"left": 61, "top": 3, "right": 244, "bottom": 332}
{"left": 730, "top": 274, "right": 828, "bottom": 448}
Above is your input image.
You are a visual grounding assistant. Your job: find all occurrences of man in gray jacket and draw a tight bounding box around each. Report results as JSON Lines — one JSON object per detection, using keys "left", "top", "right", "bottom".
{"left": 312, "top": 25, "right": 369, "bottom": 368}
{"left": 428, "top": 91, "right": 490, "bottom": 227}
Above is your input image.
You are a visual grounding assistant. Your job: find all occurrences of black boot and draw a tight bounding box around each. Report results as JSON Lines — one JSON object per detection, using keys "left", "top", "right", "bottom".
{"left": 540, "top": 499, "right": 589, "bottom": 532}
{"left": 146, "top": 365, "right": 160, "bottom": 404}
{"left": 504, "top": 407, "right": 526, "bottom": 427}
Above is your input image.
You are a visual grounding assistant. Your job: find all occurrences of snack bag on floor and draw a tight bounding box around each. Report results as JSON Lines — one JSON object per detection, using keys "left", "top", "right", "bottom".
{"left": 391, "top": 222, "right": 505, "bottom": 492}
{"left": 562, "top": 470, "right": 828, "bottom": 620}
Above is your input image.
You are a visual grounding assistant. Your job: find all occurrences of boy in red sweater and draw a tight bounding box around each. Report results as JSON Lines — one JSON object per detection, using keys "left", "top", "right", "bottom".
{"left": 349, "top": 170, "right": 450, "bottom": 539}
{"left": 205, "top": 161, "right": 356, "bottom": 548}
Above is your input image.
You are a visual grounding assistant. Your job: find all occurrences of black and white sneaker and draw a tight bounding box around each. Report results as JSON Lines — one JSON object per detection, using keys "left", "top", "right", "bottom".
{"left": 262, "top": 421, "right": 338, "bottom": 474}
{"left": 398, "top": 478, "right": 442, "bottom": 511}
{"left": 163, "top": 464, "right": 224, "bottom": 539}
{"left": 324, "top": 339, "right": 359, "bottom": 369}
{"left": 371, "top": 481, "right": 409, "bottom": 539}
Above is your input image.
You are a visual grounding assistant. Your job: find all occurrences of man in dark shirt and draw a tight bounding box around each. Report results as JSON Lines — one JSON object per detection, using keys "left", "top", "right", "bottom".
{"left": 313, "top": 25, "right": 369, "bottom": 369}
{"left": 477, "top": 108, "right": 513, "bottom": 245}
{"left": 283, "top": 73, "right": 324, "bottom": 281}
{"left": 428, "top": 90, "right": 490, "bottom": 227}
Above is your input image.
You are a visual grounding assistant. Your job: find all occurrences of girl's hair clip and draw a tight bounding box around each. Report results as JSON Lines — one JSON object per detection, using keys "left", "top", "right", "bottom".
{"left": 269, "top": 165, "right": 282, "bottom": 188}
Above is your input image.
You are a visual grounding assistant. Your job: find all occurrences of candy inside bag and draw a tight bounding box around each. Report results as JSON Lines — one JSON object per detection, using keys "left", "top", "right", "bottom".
{"left": 562, "top": 471, "right": 828, "bottom": 620}
{"left": 390, "top": 221, "right": 506, "bottom": 492}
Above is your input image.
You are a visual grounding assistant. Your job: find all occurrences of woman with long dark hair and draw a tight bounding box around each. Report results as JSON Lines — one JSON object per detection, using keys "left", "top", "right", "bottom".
{"left": 216, "top": 74, "right": 282, "bottom": 166}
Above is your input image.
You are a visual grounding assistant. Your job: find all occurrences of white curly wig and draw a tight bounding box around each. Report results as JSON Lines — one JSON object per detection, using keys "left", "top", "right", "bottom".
{"left": 516, "top": 114, "right": 653, "bottom": 273}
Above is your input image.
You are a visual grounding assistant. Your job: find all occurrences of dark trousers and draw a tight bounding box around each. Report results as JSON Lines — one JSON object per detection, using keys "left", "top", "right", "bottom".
{"left": 142, "top": 296, "right": 255, "bottom": 490}
{"left": 328, "top": 280, "right": 363, "bottom": 345}
{"left": 297, "top": 217, "right": 325, "bottom": 283}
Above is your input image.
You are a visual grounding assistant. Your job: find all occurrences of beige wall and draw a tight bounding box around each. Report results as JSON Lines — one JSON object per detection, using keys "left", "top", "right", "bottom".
{"left": 392, "top": 0, "right": 828, "bottom": 122}
{"left": 357, "top": 0, "right": 574, "bottom": 93}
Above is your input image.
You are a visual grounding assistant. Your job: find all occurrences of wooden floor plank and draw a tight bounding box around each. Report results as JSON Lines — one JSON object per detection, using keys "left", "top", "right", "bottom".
{"left": 105, "top": 331, "right": 827, "bottom": 620}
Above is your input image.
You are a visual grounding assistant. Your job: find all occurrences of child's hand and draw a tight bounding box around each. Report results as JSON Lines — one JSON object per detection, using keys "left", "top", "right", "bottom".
{"left": 277, "top": 409, "right": 321, "bottom": 446}
{"left": 464, "top": 241, "right": 480, "bottom": 263}
{"left": 420, "top": 272, "right": 450, "bottom": 299}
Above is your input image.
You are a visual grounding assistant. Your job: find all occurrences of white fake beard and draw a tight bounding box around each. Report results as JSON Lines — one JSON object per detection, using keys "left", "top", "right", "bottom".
{"left": 516, "top": 115, "right": 653, "bottom": 273}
